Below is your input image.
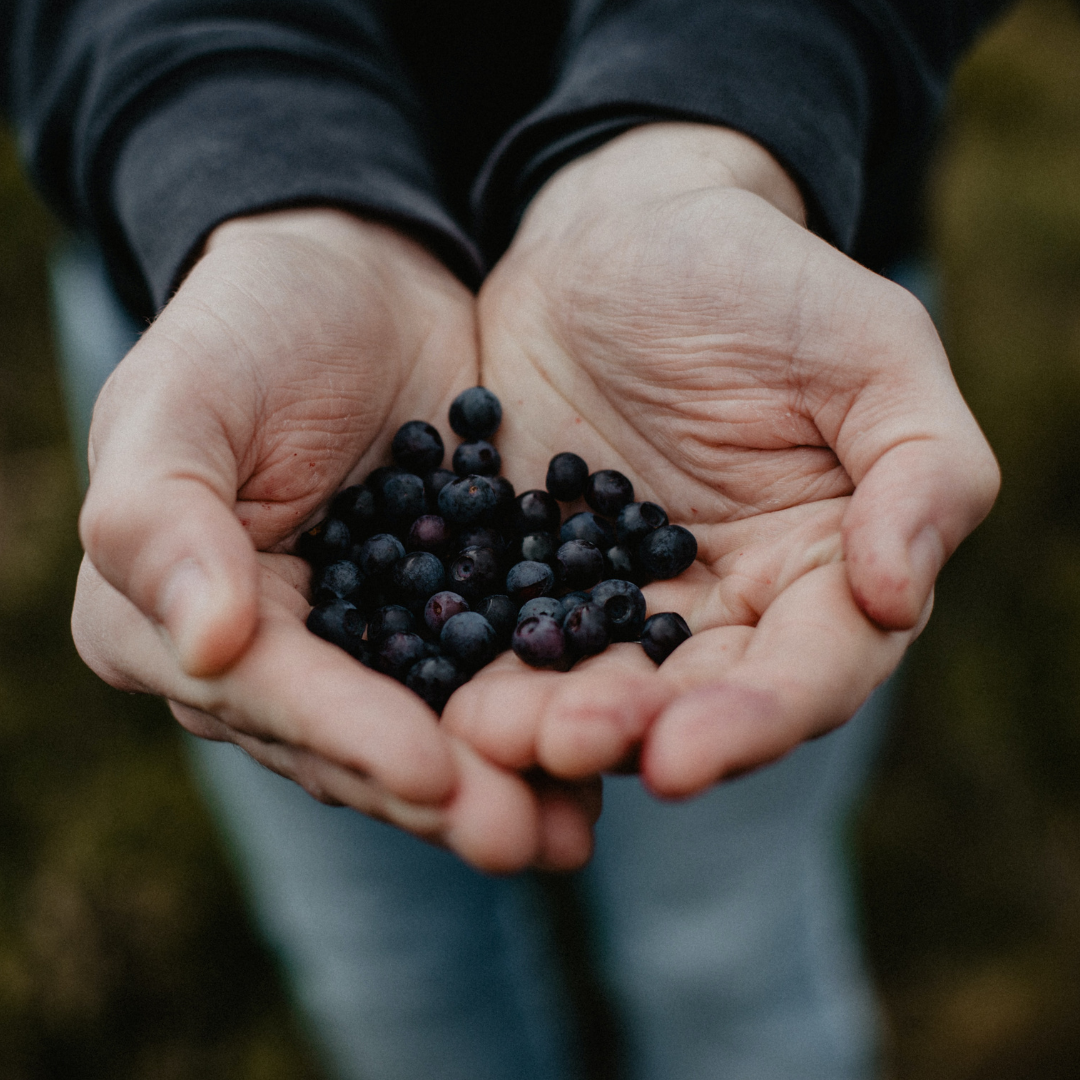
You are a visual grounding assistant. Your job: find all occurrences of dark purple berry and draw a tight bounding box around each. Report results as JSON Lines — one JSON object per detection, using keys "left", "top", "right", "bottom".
{"left": 307, "top": 599, "right": 366, "bottom": 656}
{"left": 518, "top": 532, "right": 558, "bottom": 565}
{"left": 391, "top": 551, "right": 446, "bottom": 611}
{"left": 489, "top": 475, "right": 516, "bottom": 507}
{"left": 356, "top": 533, "right": 406, "bottom": 578}
{"left": 506, "top": 560, "right": 556, "bottom": 603}
{"left": 365, "top": 465, "right": 405, "bottom": 495}
{"left": 298, "top": 517, "right": 351, "bottom": 566}
{"left": 313, "top": 559, "right": 363, "bottom": 604}
{"left": 640, "top": 612, "right": 692, "bottom": 665}
{"left": 560, "top": 511, "right": 615, "bottom": 550}
{"left": 377, "top": 631, "right": 428, "bottom": 681}
{"left": 615, "top": 501, "right": 668, "bottom": 546}
{"left": 424, "top": 467, "right": 457, "bottom": 504}
{"left": 454, "top": 525, "right": 507, "bottom": 561}
{"left": 391, "top": 420, "right": 444, "bottom": 473}
{"left": 452, "top": 440, "right": 501, "bottom": 477}
{"left": 518, "top": 596, "right": 565, "bottom": 624}
{"left": 560, "top": 591, "right": 591, "bottom": 619}
{"left": 448, "top": 546, "right": 502, "bottom": 601}
{"left": 377, "top": 471, "right": 427, "bottom": 526}
{"left": 474, "top": 594, "right": 517, "bottom": 649}
{"left": 638, "top": 525, "right": 698, "bottom": 579}
{"left": 563, "top": 602, "right": 610, "bottom": 658}
{"left": 546, "top": 452, "right": 589, "bottom": 502}
{"left": 512, "top": 615, "right": 570, "bottom": 670}
{"left": 555, "top": 539, "right": 605, "bottom": 590}
{"left": 406, "top": 655, "right": 467, "bottom": 713}
{"left": 440, "top": 611, "right": 498, "bottom": 673}
{"left": 585, "top": 470, "right": 634, "bottom": 517}
{"left": 367, "top": 604, "right": 415, "bottom": 647}
{"left": 604, "top": 545, "right": 650, "bottom": 586}
{"left": 514, "top": 490, "right": 561, "bottom": 535}
{"left": 330, "top": 485, "right": 377, "bottom": 539}
{"left": 424, "top": 591, "right": 470, "bottom": 637}
{"left": 591, "top": 579, "right": 648, "bottom": 641}
{"left": 449, "top": 386, "right": 502, "bottom": 440}
{"left": 438, "top": 474, "right": 498, "bottom": 524}
{"left": 406, "top": 514, "right": 451, "bottom": 557}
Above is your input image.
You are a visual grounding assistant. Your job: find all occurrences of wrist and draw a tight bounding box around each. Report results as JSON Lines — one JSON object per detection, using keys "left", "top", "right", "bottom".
{"left": 519, "top": 123, "right": 806, "bottom": 242}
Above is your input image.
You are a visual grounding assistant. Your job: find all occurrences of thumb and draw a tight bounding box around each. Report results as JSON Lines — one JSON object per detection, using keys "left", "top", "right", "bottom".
{"left": 80, "top": 364, "right": 259, "bottom": 678}
{"left": 840, "top": 377, "right": 1000, "bottom": 632}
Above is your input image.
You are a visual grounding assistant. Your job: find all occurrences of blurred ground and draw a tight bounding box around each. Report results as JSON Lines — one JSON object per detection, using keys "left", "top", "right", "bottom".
{"left": 4, "top": 1, "right": 1080, "bottom": 1077}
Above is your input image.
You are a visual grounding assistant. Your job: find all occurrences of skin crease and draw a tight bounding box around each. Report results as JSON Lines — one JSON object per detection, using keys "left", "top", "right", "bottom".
{"left": 72, "top": 123, "right": 998, "bottom": 873}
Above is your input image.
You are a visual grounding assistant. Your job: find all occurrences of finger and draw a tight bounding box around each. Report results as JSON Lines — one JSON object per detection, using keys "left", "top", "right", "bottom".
{"left": 843, "top": 432, "right": 999, "bottom": 629}
{"left": 641, "top": 562, "right": 914, "bottom": 798}
{"left": 443, "top": 649, "right": 669, "bottom": 780}
{"left": 73, "top": 554, "right": 457, "bottom": 805}
{"left": 533, "top": 774, "right": 603, "bottom": 872}
{"left": 82, "top": 350, "right": 258, "bottom": 677}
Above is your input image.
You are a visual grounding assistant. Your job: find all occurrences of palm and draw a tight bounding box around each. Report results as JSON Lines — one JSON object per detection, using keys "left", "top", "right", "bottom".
{"left": 445, "top": 185, "right": 975, "bottom": 795}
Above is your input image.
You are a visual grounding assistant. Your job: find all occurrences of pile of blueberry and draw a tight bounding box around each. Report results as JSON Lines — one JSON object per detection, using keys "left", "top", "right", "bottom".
{"left": 300, "top": 388, "right": 695, "bottom": 712}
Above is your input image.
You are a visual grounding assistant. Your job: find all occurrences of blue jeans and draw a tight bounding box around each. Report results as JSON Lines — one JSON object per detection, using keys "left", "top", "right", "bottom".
{"left": 53, "top": 239, "right": 887, "bottom": 1080}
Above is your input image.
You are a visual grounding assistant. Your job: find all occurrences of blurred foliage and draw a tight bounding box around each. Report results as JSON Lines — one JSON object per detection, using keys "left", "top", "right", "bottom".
{"left": 858, "top": 1, "right": 1080, "bottom": 1077}
{"left": 5, "top": 1, "right": 1080, "bottom": 1077}
{"left": 0, "top": 132, "right": 323, "bottom": 1079}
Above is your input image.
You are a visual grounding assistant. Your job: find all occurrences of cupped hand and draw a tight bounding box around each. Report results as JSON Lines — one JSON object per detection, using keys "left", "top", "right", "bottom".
{"left": 443, "top": 124, "right": 1000, "bottom": 797}
{"left": 72, "top": 208, "right": 599, "bottom": 871}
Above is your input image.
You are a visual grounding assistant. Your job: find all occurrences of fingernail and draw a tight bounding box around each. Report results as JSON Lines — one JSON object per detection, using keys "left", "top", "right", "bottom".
{"left": 157, "top": 558, "right": 212, "bottom": 666}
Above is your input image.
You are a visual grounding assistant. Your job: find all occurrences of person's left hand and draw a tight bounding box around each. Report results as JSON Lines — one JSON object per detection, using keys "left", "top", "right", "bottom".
{"left": 443, "top": 123, "right": 999, "bottom": 797}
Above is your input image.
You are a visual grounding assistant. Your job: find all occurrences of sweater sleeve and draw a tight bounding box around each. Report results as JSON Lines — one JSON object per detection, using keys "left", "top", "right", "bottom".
{"left": 473, "top": 0, "right": 1013, "bottom": 266}
{"left": 8, "top": 0, "right": 482, "bottom": 317}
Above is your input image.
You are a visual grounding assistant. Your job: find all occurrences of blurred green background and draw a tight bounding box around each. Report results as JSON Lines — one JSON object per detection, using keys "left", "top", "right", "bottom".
{"left": 5, "top": 1, "right": 1080, "bottom": 1076}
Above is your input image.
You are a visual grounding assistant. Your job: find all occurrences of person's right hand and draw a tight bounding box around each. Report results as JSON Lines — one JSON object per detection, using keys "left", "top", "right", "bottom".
{"left": 71, "top": 208, "right": 600, "bottom": 873}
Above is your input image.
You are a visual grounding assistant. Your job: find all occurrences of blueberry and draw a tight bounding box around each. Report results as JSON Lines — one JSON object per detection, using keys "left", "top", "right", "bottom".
{"left": 555, "top": 539, "right": 605, "bottom": 590}
{"left": 584, "top": 470, "right": 634, "bottom": 517}
{"left": 638, "top": 525, "right": 698, "bottom": 579}
{"left": 307, "top": 599, "right": 366, "bottom": 656}
{"left": 518, "top": 596, "right": 565, "bottom": 624}
{"left": 406, "top": 514, "right": 451, "bottom": 557}
{"left": 391, "top": 551, "right": 446, "bottom": 611}
{"left": 449, "top": 386, "right": 502, "bottom": 440}
{"left": 474, "top": 594, "right": 517, "bottom": 649}
{"left": 489, "top": 475, "right": 516, "bottom": 509}
{"left": 452, "top": 440, "right": 501, "bottom": 477}
{"left": 424, "top": 467, "right": 457, "bottom": 504}
{"left": 560, "top": 511, "right": 615, "bottom": 550}
{"left": 365, "top": 465, "right": 405, "bottom": 496}
{"left": 367, "top": 604, "right": 415, "bottom": 647}
{"left": 356, "top": 533, "right": 406, "bottom": 578}
{"left": 377, "top": 471, "right": 427, "bottom": 527}
{"left": 563, "top": 602, "right": 610, "bottom": 658}
{"left": 313, "top": 559, "right": 363, "bottom": 604}
{"left": 506, "top": 560, "right": 556, "bottom": 603}
{"left": 377, "top": 631, "right": 428, "bottom": 681}
{"left": 514, "top": 490, "right": 561, "bottom": 535}
{"left": 454, "top": 525, "right": 507, "bottom": 561}
{"left": 448, "top": 546, "right": 502, "bottom": 601}
{"left": 297, "top": 517, "right": 351, "bottom": 566}
{"left": 391, "top": 420, "right": 445, "bottom": 473}
{"left": 406, "top": 655, "right": 467, "bottom": 713}
{"left": 640, "top": 612, "right": 692, "bottom": 665}
{"left": 603, "top": 544, "right": 647, "bottom": 585}
{"left": 560, "top": 591, "right": 591, "bottom": 619}
{"left": 424, "top": 590, "right": 470, "bottom": 637}
{"left": 512, "top": 615, "right": 570, "bottom": 670}
{"left": 440, "top": 611, "right": 498, "bottom": 673}
{"left": 438, "top": 474, "right": 498, "bottom": 524}
{"left": 546, "top": 452, "right": 589, "bottom": 502}
{"left": 590, "top": 579, "right": 647, "bottom": 641}
{"left": 615, "top": 501, "right": 668, "bottom": 546}
{"left": 330, "top": 485, "right": 377, "bottom": 539}
{"left": 518, "top": 532, "right": 558, "bottom": 565}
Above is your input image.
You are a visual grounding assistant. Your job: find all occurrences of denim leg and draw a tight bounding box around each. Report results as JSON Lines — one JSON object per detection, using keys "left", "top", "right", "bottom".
{"left": 581, "top": 685, "right": 891, "bottom": 1080}
{"left": 188, "top": 739, "right": 579, "bottom": 1080}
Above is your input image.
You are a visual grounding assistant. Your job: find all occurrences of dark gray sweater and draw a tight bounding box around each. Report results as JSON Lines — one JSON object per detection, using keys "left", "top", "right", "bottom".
{"left": 4, "top": 0, "right": 1010, "bottom": 317}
